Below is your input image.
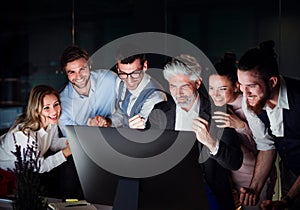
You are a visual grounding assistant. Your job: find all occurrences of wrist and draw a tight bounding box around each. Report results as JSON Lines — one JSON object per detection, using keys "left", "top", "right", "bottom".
{"left": 209, "top": 138, "right": 219, "bottom": 155}
{"left": 105, "top": 117, "right": 112, "bottom": 127}
{"left": 238, "top": 121, "right": 246, "bottom": 129}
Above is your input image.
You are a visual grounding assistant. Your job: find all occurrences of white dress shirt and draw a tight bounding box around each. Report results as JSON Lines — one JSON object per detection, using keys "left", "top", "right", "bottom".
{"left": 175, "top": 95, "right": 200, "bottom": 131}
{"left": 242, "top": 76, "right": 288, "bottom": 150}
{"left": 0, "top": 124, "right": 67, "bottom": 173}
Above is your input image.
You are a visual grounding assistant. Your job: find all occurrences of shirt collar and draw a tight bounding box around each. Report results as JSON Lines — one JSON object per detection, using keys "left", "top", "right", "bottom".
{"left": 191, "top": 94, "right": 200, "bottom": 115}
{"left": 263, "top": 76, "right": 289, "bottom": 111}
{"left": 277, "top": 76, "right": 289, "bottom": 110}
{"left": 176, "top": 94, "right": 200, "bottom": 116}
{"left": 128, "top": 73, "right": 150, "bottom": 96}
{"left": 37, "top": 124, "right": 55, "bottom": 137}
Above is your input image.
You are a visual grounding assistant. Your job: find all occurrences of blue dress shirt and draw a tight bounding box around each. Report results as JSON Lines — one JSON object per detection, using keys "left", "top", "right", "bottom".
{"left": 59, "top": 69, "right": 117, "bottom": 136}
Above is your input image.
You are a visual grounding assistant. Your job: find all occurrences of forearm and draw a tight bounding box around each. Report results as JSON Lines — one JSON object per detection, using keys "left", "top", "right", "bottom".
{"left": 284, "top": 175, "right": 300, "bottom": 202}
{"left": 38, "top": 151, "right": 67, "bottom": 173}
{"left": 250, "top": 150, "right": 277, "bottom": 194}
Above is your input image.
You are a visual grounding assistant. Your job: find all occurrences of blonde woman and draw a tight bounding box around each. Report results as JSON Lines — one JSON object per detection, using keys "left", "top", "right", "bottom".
{"left": 0, "top": 84, "right": 71, "bottom": 173}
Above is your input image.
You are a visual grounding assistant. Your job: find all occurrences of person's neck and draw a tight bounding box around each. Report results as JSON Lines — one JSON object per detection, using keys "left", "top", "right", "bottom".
{"left": 266, "top": 85, "right": 280, "bottom": 109}
{"left": 227, "top": 92, "right": 240, "bottom": 104}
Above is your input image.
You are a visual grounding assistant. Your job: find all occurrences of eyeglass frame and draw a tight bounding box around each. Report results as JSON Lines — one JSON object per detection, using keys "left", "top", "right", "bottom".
{"left": 117, "top": 68, "right": 144, "bottom": 80}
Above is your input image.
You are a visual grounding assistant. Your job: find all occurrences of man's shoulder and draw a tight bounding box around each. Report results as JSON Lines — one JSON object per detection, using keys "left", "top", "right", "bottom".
{"left": 92, "top": 69, "right": 117, "bottom": 79}
{"left": 145, "top": 78, "right": 166, "bottom": 97}
{"left": 153, "top": 97, "right": 175, "bottom": 112}
{"left": 284, "top": 76, "right": 300, "bottom": 94}
{"left": 60, "top": 83, "right": 72, "bottom": 98}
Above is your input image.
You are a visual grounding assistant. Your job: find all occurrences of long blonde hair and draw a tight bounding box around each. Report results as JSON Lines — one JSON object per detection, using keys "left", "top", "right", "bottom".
{"left": 12, "top": 85, "right": 61, "bottom": 134}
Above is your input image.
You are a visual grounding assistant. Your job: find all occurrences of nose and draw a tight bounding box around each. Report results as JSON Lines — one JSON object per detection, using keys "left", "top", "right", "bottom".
{"left": 126, "top": 76, "right": 136, "bottom": 84}
{"left": 240, "top": 85, "right": 250, "bottom": 96}
{"left": 76, "top": 70, "right": 85, "bottom": 79}
{"left": 52, "top": 105, "right": 61, "bottom": 114}
{"left": 213, "top": 89, "right": 220, "bottom": 96}
{"left": 175, "top": 87, "right": 185, "bottom": 97}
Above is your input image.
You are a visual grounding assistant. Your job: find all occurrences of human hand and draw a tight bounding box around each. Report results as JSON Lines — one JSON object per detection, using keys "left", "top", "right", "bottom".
{"left": 129, "top": 114, "right": 145, "bottom": 129}
{"left": 192, "top": 117, "right": 217, "bottom": 153}
{"left": 87, "top": 116, "right": 111, "bottom": 127}
{"left": 240, "top": 187, "right": 260, "bottom": 206}
{"left": 62, "top": 140, "right": 72, "bottom": 158}
{"left": 212, "top": 107, "right": 245, "bottom": 129}
{"left": 260, "top": 199, "right": 288, "bottom": 210}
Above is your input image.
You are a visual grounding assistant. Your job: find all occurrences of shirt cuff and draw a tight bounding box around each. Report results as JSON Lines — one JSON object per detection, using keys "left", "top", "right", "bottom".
{"left": 210, "top": 139, "right": 220, "bottom": 155}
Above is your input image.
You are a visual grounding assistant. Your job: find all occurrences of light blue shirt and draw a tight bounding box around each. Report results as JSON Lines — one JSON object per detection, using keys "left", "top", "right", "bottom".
{"left": 59, "top": 69, "right": 117, "bottom": 136}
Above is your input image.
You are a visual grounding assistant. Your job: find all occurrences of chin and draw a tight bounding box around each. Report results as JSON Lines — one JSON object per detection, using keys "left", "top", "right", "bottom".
{"left": 49, "top": 121, "right": 59, "bottom": 125}
{"left": 214, "top": 101, "right": 225, "bottom": 107}
{"left": 247, "top": 100, "right": 265, "bottom": 115}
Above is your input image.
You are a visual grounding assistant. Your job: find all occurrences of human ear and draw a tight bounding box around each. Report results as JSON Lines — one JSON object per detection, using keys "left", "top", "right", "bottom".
{"left": 269, "top": 76, "right": 278, "bottom": 88}
{"left": 234, "top": 82, "right": 240, "bottom": 93}
{"left": 143, "top": 60, "right": 148, "bottom": 71}
{"left": 195, "top": 77, "right": 202, "bottom": 89}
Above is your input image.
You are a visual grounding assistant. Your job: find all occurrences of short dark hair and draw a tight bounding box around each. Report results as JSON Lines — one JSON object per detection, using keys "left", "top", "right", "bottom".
{"left": 115, "top": 43, "right": 146, "bottom": 66}
{"left": 60, "top": 45, "right": 89, "bottom": 72}
{"left": 119, "top": 54, "right": 146, "bottom": 66}
{"left": 238, "top": 40, "right": 279, "bottom": 81}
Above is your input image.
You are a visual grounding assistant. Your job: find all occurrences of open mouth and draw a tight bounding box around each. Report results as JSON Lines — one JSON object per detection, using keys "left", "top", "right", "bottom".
{"left": 76, "top": 78, "right": 85, "bottom": 83}
{"left": 247, "top": 96, "right": 256, "bottom": 105}
{"left": 49, "top": 115, "right": 58, "bottom": 120}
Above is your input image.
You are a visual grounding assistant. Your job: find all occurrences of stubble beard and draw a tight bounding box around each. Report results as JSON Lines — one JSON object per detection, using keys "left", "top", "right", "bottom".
{"left": 176, "top": 94, "right": 197, "bottom": 110}
{"left": 247, "top": 87, "right": 271, "bottom": 115}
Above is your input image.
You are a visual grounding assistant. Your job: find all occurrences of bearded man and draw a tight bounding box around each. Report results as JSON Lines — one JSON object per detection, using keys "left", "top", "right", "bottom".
{"left": 237, "top": 40, "right": 300, "bottom": 210}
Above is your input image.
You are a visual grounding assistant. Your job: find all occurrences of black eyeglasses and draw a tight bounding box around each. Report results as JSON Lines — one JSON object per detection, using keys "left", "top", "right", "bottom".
{"left": 117, "top": 69, "right": 143, "bottom": 80}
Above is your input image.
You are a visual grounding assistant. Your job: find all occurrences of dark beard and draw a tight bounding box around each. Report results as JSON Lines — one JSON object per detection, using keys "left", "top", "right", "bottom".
{"left": 246, "top": 87, "right": 271, "bottom": 115}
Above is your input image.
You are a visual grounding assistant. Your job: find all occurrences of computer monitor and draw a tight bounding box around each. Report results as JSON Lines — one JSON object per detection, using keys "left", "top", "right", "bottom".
{"left": 65, "top": 125, "right": 208, "bottom": 210}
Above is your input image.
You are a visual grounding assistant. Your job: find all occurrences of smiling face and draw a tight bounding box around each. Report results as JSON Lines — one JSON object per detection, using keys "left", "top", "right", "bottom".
{"left": 209, "top": 74, "right": 239, "bottom": 106}
{"left": 237, "top": 69, "right": 271, "bottom": 113}
{"left": 117, "top": 58, "right": 147, "bottom": 91}
{"left": 169, "top": 74, "right": 201, "bottom": 112}
{"left": 65, "top": 57, "right": 91, "bottom": 95}
{"left": 40, "top": 94, "right": 61, "bottom": 129}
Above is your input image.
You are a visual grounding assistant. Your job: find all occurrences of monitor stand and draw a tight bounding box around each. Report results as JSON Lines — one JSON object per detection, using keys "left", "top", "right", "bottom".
{"left": 113, "top": 177, "right": 139, "bottom": 210}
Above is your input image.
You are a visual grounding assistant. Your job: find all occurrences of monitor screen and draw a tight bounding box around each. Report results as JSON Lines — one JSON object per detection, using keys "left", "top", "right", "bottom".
{"left": 65, "top": 125, "right": 208, "bottom": 210}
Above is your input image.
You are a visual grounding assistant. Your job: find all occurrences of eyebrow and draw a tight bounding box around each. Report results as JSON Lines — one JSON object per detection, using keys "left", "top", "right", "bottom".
{"left": 118, "top": 68, "right": 142, "bottom": 73}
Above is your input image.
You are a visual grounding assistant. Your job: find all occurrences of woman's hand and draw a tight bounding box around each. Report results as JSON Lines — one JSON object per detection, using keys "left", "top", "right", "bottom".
{"left": 62, "top": 140, "right": 72, "bottom": 158}
{"left": 212, "top": 107, "right": 246, "bottom": 129}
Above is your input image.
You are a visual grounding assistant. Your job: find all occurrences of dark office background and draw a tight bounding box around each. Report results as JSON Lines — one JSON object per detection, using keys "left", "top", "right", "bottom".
{"left": 1, "top": 0, "right": 300, "bottom": 129}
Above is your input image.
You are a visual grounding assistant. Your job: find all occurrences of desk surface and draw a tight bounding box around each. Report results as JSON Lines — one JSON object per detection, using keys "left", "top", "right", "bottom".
{"left": 0, "top": 198, "right": 112, "bottom": 210}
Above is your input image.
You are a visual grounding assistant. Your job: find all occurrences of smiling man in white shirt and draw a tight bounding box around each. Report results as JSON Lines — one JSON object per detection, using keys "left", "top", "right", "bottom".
{"left": 238, "top": 40, "right": 300, "bottom": 210}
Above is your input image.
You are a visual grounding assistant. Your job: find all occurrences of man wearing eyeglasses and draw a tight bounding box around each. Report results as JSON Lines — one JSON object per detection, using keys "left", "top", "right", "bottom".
{"left": 110, "top": 52, "right": 166, "bottom": 128}
{"left": 112, "top": 54, "right": 166, "bottom": 128}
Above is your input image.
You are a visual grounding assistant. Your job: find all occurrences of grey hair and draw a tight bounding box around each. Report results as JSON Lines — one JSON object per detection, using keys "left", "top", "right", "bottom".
{"left": 163, "top": 54, "right": 202, "bottom": 81}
